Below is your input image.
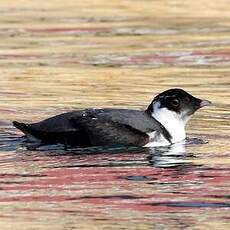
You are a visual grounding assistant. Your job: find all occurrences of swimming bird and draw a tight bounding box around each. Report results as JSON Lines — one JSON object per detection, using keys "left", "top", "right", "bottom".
{"left": 13, "top": 88, "right": 211, "bottom": 147}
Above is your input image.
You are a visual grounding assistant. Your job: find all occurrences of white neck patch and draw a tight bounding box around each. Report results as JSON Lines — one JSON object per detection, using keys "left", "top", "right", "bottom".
{"left": 150, "top": 101, "right": 190, "bottom": 144}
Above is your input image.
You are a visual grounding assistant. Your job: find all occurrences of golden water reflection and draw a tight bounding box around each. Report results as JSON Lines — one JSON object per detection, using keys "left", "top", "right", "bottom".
{"left": 0, "top": 0, "right": 229, "bottom": 229}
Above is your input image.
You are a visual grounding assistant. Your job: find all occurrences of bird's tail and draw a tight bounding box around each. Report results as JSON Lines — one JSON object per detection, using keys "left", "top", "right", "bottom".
{"left": 13, "top": 121, "right": 41, "bottom": 142}
{"left": 13, "top": 121, "right": 30, "bottom": 134}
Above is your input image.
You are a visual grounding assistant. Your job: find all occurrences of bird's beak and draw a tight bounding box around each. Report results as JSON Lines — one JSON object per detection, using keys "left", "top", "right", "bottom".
{"left": 199, "top": 99, "right": 212, "bottom": 108}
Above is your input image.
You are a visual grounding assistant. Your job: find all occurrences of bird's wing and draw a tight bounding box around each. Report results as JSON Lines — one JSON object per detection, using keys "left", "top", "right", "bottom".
{"left": 77, "top": 109, "right": 172, "bottom": 143}
{"left": 69, "top": 114, "right": 149, "bottom": 146}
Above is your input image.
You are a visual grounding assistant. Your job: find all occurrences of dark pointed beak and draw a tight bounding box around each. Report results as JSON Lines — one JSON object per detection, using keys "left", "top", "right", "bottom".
{"left": 199, "top": 99, "right": 212, "bottom": 108}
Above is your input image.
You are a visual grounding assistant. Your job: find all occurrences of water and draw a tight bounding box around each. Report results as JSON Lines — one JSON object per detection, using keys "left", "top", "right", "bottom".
{"left": 0, "top": 0, "right": 230, "bottom": 229}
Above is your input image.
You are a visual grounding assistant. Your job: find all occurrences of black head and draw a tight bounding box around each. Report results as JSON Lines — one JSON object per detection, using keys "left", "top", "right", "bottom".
{"left": 146, "top": 88, "right": 211, "bottom": 118}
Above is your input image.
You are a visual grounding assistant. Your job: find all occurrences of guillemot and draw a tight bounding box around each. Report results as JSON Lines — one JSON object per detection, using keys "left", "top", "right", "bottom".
{"left": 13, "top": 88, "right": 211, "bottom": 147}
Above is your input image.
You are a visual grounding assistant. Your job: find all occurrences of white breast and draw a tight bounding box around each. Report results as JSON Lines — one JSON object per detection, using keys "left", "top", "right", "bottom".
{"left": 143, "top": 101, "right": 189, "bottom": 147}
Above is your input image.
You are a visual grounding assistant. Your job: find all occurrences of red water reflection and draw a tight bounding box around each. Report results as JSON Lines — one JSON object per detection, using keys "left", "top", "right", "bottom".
{"left": 0, "top": 152, "right": 229, "bottom": 214}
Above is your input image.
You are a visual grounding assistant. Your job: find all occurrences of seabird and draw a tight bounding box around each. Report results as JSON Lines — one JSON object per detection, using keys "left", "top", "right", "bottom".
{"left": 13, "top": 88, "right": 211, "bottom": 147}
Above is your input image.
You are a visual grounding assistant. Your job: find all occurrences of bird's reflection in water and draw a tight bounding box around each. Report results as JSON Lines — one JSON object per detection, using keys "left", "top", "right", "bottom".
{"left": 147, "top": 141, "right": 196, "bottom": 168}
{"left": 48, "top": 141, "right": 198, "bottom": 169}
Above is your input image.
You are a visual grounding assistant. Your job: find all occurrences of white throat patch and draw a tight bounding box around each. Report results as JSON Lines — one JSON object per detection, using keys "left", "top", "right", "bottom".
{"left": 150, "top": 101, "right": 189, "bottom": 144}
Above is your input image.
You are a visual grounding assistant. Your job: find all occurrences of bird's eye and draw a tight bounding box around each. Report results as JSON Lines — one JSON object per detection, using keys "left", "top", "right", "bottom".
{"left": 171, "top": 99, "right": 179, "bottom": 107}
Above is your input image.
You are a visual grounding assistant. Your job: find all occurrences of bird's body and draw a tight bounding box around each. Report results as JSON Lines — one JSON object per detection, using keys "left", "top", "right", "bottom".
{"left": 13, "top": 108, "right": 171, "bottom": 147}
{"left": 13, "top": 89, "right": 211, "bottom": 148}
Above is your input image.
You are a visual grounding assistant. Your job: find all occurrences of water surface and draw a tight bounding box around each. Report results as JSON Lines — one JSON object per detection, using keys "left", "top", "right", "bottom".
{"left": 0, "top": 0, "right": 229, "bottom": 229}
